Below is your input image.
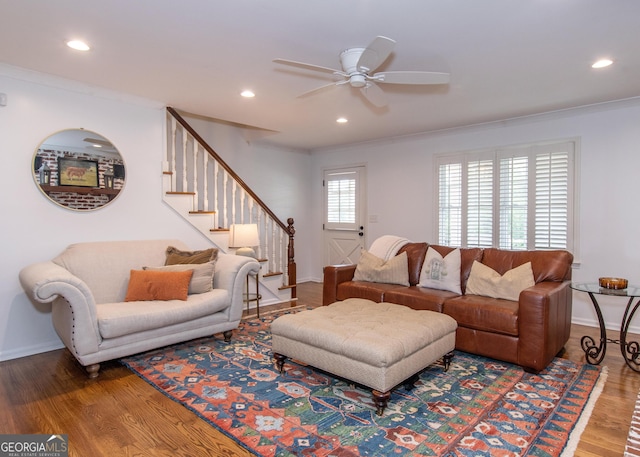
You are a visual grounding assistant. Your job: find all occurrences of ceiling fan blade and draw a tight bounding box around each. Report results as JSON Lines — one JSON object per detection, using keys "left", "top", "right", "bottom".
{"left": 297, "top": 80, "right": 347, "bottom": 99}
{"left": 372, "top": 71, "right": 450, "bottom": 85}
{"left": 359, "top": 82, "right": 387, "bottom": 108}
{"left": 357, "top": 36, "right": 396, "bottom": 73}
{"left": 273, "top": 58, "right": 346, "bottom": 76}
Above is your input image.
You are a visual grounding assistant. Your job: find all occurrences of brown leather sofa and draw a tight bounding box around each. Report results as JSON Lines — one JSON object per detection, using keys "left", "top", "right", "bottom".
{"left": 323, "top": 243, "right": 574, "bottom": 372}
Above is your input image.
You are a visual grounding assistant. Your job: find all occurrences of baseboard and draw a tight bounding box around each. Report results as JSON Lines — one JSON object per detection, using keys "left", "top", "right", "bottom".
{"left": 571, "top": 316, "right": 640, "bottom": 335}
{"left": 0, "top": 341, "right": 65, "bottom": 362}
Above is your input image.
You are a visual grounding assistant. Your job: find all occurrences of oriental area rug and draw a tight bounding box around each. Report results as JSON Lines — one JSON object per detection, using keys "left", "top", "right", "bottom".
{"left": 122, "top": 307, "right": 607, "bottom": 457}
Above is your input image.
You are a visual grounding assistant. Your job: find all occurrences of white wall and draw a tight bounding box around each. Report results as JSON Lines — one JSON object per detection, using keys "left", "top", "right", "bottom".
{"left": 0, "top": 65, "right": 311, "bottom": 361}
{"left": 310, "top": 98, "right": 640, "bottom": 332}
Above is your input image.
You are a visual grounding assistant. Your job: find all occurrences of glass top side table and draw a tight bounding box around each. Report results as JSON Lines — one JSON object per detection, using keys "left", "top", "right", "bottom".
{"left": 571, "top": 282, "right": 640, "bottom": 371}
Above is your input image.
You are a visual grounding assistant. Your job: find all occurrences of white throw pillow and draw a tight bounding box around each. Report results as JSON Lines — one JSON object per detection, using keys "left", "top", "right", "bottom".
{"left": 353, "top": 251, "right": 410, "bottom": 286}
{"left": 466, "top": 261, "right": 535, "bottom": 301}
{"left": 418, "top": 247, "right": 462, "bottom": 294}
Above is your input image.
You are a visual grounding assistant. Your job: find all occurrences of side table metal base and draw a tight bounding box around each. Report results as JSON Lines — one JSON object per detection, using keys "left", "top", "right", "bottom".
{"left": 573, "top": 283, "right": 640, "bottom": 372}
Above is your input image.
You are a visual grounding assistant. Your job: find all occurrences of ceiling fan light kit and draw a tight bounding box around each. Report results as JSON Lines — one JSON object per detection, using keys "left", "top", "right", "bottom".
{"left": 274, "top": 36, "right": 450, "bottom": 107}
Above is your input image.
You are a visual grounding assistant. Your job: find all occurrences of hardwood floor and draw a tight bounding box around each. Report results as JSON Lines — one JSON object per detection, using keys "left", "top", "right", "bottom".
{"left": 1, "top": 281, "right": 638, "bottom": 456}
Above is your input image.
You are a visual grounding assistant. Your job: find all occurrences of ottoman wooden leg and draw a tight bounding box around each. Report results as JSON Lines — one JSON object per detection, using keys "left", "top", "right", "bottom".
{"left": 274, "top": 353, "right": 287, "bottom": 374}
{"left": 403, "top": 373, "right": 420, "bottom": 391}
{"left": 443, "top": 351, "right": 454, "bottom": 371}
{"left": 372, "top": 390, "right": 391, "bottom": 416}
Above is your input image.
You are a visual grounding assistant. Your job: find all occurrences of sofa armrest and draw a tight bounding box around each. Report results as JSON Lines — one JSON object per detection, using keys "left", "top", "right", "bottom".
{"left": 517, "top": 280, "right": 572, "bottom": 372}
{"left": 323, "top": 264, "right": 357, "bottom": 305}
{"left": 214, "top": 253, "right": 261, "bottom": 321}
{"left": 19, "top": 261, "right": 102, "bottom": 355}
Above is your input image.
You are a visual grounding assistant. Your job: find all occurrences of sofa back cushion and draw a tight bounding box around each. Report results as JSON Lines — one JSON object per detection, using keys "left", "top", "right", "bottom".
{"left": 53, "top": 239, "right": 190, "bottom": 304}
{"left": 481, "top": 248, "right": 573, "bottom": 283}
{"left": 397, "top": 242, "right": 428, "bottom": 286}
{"left": 429, "top": 245, "right": 484, "bottom": 293}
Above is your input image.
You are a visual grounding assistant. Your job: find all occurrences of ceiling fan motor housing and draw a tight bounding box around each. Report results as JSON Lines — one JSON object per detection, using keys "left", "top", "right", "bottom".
{"left": 340, "top": 48, "right": 367, "bottom": 87}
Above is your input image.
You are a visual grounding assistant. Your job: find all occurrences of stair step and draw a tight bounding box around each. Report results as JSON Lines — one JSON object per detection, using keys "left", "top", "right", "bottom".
{"left": 210, "top": 228, "right": 229, "bottom": 232}
{"left": 163, "top": 171, "right": 173, "bottom": 175}
{"left": 189, "top": 210, "right": 216, "bottom": 214}
{"left": 166, "top": 191, "right": 196, "bottom": 196}
{"left": 278, "top": 284, "right": 297, "bottom": 291}
{"left": 263, "top": 271, "right": 283, "bottom": 278}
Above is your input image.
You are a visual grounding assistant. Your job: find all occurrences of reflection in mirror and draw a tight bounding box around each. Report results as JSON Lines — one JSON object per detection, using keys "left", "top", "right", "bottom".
{"left": 33, "top": 129, "right": 125, "bottom": 211}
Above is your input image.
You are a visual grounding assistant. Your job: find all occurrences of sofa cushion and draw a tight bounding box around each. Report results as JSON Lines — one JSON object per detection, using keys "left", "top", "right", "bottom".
{"left": 480, "top": 248, "right": 573, "bottom": 282}
{"left": 336, "top": 281, "right": 405, "bottom": 303}
{"left": 353, "top": 251, "right": 410, "bottom": 286}
{"left": 443, "top": 295, "right": 519, "bottom": 337}
{"left": 144, "top": 261, "right": 215, "bottom": 294}
{"left": 419, "top": 247, "right": 462, "bottom": 294}
{"left": 165, "top": 246, "right": 219, "bottom": 265}
{"left": 384, "top": 286, "right": 459, "bottom": 312}
{"left": 466, "top": 261, "right": 535, "bottom": 301}
{"left": 124, "top": 269, "right": 193, "bottom": 302}
{"left": 429, "top": 245, "right": 483, "bottom": 293}
{"left": 397, "top": 242, "right": 428, "bottom": 286}
{"left": 98, "top": 289, "right": 230, "bottom": 338}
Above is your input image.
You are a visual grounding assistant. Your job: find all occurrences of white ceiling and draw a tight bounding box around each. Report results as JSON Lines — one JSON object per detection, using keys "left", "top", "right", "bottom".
{"left": 2, "top": 0, "right": 639, "bottom": 151}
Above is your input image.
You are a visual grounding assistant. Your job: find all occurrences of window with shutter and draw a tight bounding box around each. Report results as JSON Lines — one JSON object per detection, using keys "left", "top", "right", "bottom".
{"left": 325, "top": 170, "right": 357, "bottom": 230}
{"left": 436, "top": 140, "right": 576, "bottom": 252}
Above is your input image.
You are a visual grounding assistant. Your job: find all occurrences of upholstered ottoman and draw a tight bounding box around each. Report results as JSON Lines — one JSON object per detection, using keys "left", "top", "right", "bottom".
{"left": 271, "top": 298, "right": 457, "bottom": 415}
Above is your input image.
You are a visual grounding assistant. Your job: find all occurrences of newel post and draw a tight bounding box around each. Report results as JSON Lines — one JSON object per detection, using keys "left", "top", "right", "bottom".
{"left": 287, "top": 218, "right": 297, "bottom": 299}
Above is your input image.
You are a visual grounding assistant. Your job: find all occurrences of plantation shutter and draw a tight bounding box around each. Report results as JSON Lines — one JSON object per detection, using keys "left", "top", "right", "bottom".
{"left": 534, "top": 143, "right": 573, "bottom": 249}
{"left": 436, "top": 140, "right": 575, "bottom": 252}
{"left": 467, "top": 158, "right": 494, "bottom": 248}
{"left": 498, "top": 153, "right": 529, "bottom": 250}
{"left": 325, "top": 170, "right": 357, "bottom": 230}
{"left": 438, "top": 162, "right": 462, "bottom": 246}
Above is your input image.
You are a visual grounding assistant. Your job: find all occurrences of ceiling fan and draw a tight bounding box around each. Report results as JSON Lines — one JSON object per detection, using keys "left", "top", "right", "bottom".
{"left": 273, "top": 36, "right": 450, "bottom": 108}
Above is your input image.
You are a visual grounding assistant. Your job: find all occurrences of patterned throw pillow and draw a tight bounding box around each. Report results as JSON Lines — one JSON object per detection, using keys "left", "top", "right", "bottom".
{"left": 466, "top": 261, "right": 535, "bottom": 301}
{"left": 418, "top": 247, "right": 462, "bottom": 294}
{"left": 353, "top": 251, "right": 410, "bottom": 286}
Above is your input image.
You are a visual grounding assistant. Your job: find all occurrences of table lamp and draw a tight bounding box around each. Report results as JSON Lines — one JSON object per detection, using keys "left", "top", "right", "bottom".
{"left": 229, "top": 224, "right": 259, "bottom": 258}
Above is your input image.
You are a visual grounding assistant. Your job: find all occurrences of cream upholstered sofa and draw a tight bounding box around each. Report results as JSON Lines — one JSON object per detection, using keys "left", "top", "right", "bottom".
{"left": 19, "top": 239, "right": 259, "bottom": 378}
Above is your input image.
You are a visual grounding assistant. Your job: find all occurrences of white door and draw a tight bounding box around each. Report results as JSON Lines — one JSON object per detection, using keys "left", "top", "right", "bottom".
{"left": 323, "top": 166, "right": 366, "bottom": 266}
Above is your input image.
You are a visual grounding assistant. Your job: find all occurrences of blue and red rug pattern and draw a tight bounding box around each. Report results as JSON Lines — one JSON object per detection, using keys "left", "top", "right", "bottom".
{"left": 122, "top": 308, "right": 605, "bottom": 456}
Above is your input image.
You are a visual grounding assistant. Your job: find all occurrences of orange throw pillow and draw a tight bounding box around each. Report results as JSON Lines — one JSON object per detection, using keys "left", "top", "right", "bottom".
{"left": 125, "top": 269, "right": 193, "bottom": 302}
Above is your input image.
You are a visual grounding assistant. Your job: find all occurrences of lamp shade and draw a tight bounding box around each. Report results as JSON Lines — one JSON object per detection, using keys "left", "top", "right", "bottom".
{"left": 229, "top": 224, "right": 259, "bottom": 248}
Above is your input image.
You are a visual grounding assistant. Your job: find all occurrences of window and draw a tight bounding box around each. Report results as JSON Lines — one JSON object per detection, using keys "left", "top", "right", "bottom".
{"left": 325, "top": 169, "right": 359, "bottom": 230}
{"left": 436, "top": 140, "right": 576, "bottom": 251}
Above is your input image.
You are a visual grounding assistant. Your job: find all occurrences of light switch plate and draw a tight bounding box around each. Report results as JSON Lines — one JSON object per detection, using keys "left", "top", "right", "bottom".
{"left": 0, "top": 93, "right": 7, "bottom": 106}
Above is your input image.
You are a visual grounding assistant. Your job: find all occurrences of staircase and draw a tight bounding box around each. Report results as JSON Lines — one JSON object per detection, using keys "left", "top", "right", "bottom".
{"left": 163, "top": 107, "right": 296, "bottom": 307}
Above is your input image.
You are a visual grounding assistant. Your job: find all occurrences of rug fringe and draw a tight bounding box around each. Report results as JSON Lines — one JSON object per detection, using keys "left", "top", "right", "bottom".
{"left": 561, "top": 365, "right": 609, "bottom": 457}
{"left": 624, "top": 386, "right": 640, "bottom": 456}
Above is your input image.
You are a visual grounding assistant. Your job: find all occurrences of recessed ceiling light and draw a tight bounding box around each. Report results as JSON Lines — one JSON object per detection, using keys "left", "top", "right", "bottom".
{"left": 592, "top": 59, "right": 613, "bottom": 69}
{"left": 66, "top": 40, "right": 90, "bottom": 51}
{"left": 241, "top": 90, "right": 255, "bottom": 98}
{"left": 336, "top": 117, "right": 348, "bottom": 124}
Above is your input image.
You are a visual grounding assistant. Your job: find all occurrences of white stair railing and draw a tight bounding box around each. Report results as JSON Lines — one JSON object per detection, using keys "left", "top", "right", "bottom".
{"left": 165, "top": 107, "right": 296, "bottom": 297}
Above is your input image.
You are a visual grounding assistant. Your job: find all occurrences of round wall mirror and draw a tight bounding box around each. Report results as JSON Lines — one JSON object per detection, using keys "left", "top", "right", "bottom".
{"left": 32, "top": 129, "right": 125, "bottom": 211}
